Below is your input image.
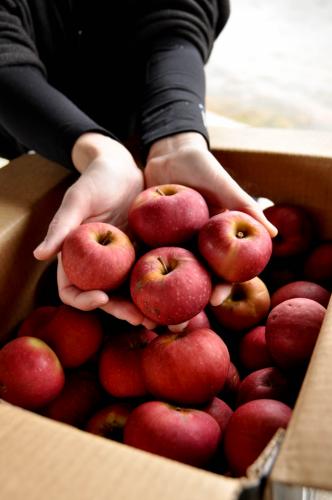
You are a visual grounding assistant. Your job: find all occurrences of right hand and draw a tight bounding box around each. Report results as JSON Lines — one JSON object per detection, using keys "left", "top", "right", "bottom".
{"left": 33, "top": 133, "right": 151, "bottom": 325}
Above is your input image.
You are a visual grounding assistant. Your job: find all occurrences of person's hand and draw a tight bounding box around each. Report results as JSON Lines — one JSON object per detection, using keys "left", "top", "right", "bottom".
{"left": 145, "top": 132, "right": 277, "bottom": 237}
{"left": 33, "top": 132, "right": 152, "bottom": 326}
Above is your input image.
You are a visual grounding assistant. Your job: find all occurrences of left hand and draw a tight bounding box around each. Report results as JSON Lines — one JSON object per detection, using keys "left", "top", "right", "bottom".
{"left": 144, "top": 132, "right": 277, "bottom": 238}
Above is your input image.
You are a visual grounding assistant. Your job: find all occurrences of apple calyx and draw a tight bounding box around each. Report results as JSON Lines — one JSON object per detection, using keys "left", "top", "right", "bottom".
{"left": 97, "top": 231, "right": 113, "bottom": 246}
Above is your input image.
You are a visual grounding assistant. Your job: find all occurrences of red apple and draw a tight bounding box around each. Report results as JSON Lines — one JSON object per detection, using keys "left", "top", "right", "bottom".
{"left": 263, "top": 204, "right": 314, "bottom": 257}
{"left": 43, "top": 369, "right": 104, "bottom": 427}
{"left": 99, "top": 328, "right": 157, "bottom": 398}
{"left": 86, "top": 402, "right": 133, "bottom": 441}
{"left": 198, "top": 210, "right": 272, "bottom": 283}
{"left": 271, "top": 280, "right": 330, "bottom": 309}
{"left": 224, "top": 399, "right": 292, "bottom": 476}
{"left": 220, "top": 361, "right": 241, "bottom": 406}
{"left": 128, "top": 184, "right": 209, "bottom": 247}
{"left": 130, "top": 246, "right": 212, "bottom": 325}
{"left": 238, "top": 326, "right": 273, "bottom": 372}
{"left": 236, "top": 367, "right": 289, "bottom": 406}
{"left": 124, "top": 401, "right": 221, "bottom": 467}
{"left": 18, "top": 304, "right": 104, "bottom": 368}
{"left": 175, "top": 310, "right": 211, "bottom": 333}
{"left": 265, "top": 298, "right": 326, "bottom": 369}
{"left": 17, "top": 305, "right": 57, "bottom": 337}
{"left": 203, "top": 397, "right": 233, "bottom": 437}
{"left": 142, "top": 328, "right": 230, "bottom": 405}
{"left": 304, "top": 242, "right": 332, "bottom": 285}
{"left": 210, "top": 277, "right": 270, "bottom": 332}
{"left": 62, "top": 221, "right": 136, "bottom": 291}
{"left": 0, "top": 336, "right": 65, "bottom": 409}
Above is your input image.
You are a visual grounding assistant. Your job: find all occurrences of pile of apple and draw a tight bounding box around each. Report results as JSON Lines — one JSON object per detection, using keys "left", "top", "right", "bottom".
{"left": 0, "top": 184, "right": 330, "bottom": 477}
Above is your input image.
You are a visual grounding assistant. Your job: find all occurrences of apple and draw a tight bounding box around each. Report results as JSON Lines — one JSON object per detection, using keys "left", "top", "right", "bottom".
{"left": 198, "top": 210, "right": 272, "bottom": 283}
{"left": 0, "top": 336, "right": 65, "bottom": 409}
{"left": 265, "top": 298, "right": 326, "bottom": 369}
{"left": 17, "top": 305, "right": 57, "bottom": 337}
{"left": 99, "top": 328, "right": 157, "bottom": 398}
{"left": 130, "top": 246, "right": 212, "bottom": 325}
{"left": 86, "top": 402, "right": 133, "bottom": 441}
{"left": 142, "top": 328, "right": 230, "bottom": 405}
{"left": 270, "top": 280, "right": 330, "bottom": 309}
{"left": 238, "top": 326, "right": 273, "bottom": 372}
{"left": 263, "top": 204, "right": 314, "bottom": 257}
{"left": 203, "top": 397, "right": 233, "bottom": 437}
{"left": 18, "top": 304, "right": 104, "bottom": 368}
{"left": 219, "top": 361, "right": 241, "bottom": 407}
{"left": 124, "top": 401, "right": 221, "bottom": 467}
{"left": 168, "top": 309, "right": 210, "bottom": 334}
{"left": 128, "top": 184, "right": 209, "bottom": 247}
{"left": 260, "top": 255, "right": 303, "bottom": 292}
{"left": 304, "top": 242, "right": 332, "bottom": 285}
{"left": 223, "top": 399, "right": 292, "bottom": 476}
{"left": 236, "top": 367, "right": 289, "bottom": 406}
{"left": 210, "top": 277, "right": 270, "bottom": 332}
{"left": 62, "top": 221, "right": 136, "bottom": 291}
{"left": 43, "top": 369, "right": 104, "bottom": 427}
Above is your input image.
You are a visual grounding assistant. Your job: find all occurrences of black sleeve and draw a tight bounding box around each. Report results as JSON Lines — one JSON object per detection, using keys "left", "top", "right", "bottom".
{"left": 135, "top": 0, "right": 230, "bottom": 151}
{"left": 0, "top": 1, "right": 116, "bottom": 169}
{"left": 0, "top": 65, "right": 116, "bottom": 169}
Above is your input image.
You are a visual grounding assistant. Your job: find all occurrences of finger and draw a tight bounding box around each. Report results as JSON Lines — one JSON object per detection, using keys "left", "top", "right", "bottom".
{"left": 168, "top": 321, "right": 189, "bottom": 333}
{"left": 34, "top": 183, "right": 90, "bottom": 260}
{"left": 57, "top": 254, "right": 109, "bottom": 310}
{"left": 100, "top": 297, "right": 147, "bottom": 326}
{"left": 243, "top": 205, "right": 278, "bottom": 238}
{"left": 210, "top": 283, "right": 232, "bottom": 307}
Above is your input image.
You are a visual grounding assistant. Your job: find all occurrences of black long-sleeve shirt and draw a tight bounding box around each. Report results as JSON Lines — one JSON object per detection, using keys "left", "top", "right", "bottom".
{"left": 0, "top": 0, "right": 230, "bottom": 168}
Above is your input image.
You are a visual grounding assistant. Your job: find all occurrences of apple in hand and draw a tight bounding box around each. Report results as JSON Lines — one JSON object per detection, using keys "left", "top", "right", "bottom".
{"left": 270, "top": 280, "right": 330, "bottom": 309}
{"left": 99, "top": 328, "right": 157, "bottom": 398}
{"left": 265, "top": 298, "right": 326, "bottom": 369}
{"left": 224, "top": 399, "right": 292, "bottom": 476}
{"left": 263, "top": 204, "right": 314, "bottom": 258}
{"left": 0, "top": 336, "right": 65, "bottom": 409}
{"left": 236, "top": 367, "right": 289, "bottom": 406}
{"left": 130, "top": 246, "right": 212, "bottom": 325}
{"left": 198, "top": 210, "right": 272, "bottom": 283}
{"left": 128, "top": 184, "right": 209, "bottom": 247}
{"left": 86, "top": 402, "right": 134, "bottom": 441}
{"left": 124, "top": 401, "right": 221, "bottom": 467}
{"left": 142, "top": 328, "right": 230, "bottom": 405}
{"left": 18, "top": 304, "right": 104, "bottom": 368}
{"left": 62, "top": 221, "right": 135, "bottom": 291}
{"left": 210, "top": 277, "right": 270, "bottom": 332}
{"left": 238, "top": 326, "right": 273, "bottom": 372}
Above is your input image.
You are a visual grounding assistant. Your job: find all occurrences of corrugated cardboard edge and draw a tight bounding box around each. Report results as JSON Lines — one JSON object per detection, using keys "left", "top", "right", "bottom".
{"left": 0, "top": 401, "right": 244, "bottom": 500}
{"left": 0, "top": 154, "right": 73, "bottom": 342}
{"left": 268, "top": 299, "right": 332, "bottom": 492}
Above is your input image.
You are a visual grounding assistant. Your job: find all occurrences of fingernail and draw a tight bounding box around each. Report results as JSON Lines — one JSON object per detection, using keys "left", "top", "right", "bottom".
{"left": 33, "top": 241, "right": 46, "bottom": 257}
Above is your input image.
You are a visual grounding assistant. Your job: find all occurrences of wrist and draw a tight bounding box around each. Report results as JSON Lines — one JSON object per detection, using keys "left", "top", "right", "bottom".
{"left": 147, "top": 132, "right": 208, "bottom": 162}
{"left": 71, "top": 132, "right": 131, "bottom": 173}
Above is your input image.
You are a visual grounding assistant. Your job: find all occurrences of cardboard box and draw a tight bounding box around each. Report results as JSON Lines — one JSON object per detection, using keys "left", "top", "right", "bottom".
{"left": 0, "top": 128, "right": 332, "bottom": 500}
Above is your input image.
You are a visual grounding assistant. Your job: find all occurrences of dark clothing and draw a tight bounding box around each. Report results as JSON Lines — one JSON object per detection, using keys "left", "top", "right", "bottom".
{"left": 0, "top": 0, "right": 230, "bottom": 168}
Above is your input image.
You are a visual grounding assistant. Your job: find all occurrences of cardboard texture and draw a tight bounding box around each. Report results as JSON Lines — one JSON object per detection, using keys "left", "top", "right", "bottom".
{"left": 0, "top": 128, "right": 332, "bottom": 499}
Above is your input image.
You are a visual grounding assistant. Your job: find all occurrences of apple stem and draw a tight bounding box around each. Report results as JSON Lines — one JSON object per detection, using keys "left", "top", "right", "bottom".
{"left": 156, "top": 188, "right": 166, "bottom": 196}
{"left": 157, "top": 256, "right": 169, "bottom": 274}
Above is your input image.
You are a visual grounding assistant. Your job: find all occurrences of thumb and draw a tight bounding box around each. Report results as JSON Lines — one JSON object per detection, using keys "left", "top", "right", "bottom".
{"left": 33, "top": 186, "right": 88, "bottom": 260}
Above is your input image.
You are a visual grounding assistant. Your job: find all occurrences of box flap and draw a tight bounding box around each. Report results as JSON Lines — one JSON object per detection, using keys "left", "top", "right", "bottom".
{"left": 0, "top": 402, "right": 242, "bottom": 500}
{"left": 269, "top": 300, "right": 332, "bottom": 491}
{"left": 0, "top": 154, "right": 72, "bottom": 343}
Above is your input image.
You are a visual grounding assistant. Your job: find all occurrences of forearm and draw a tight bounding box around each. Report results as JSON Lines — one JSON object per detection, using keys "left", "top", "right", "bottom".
{"left": 0, "top": 65, "right": 116, "bottom": 169}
